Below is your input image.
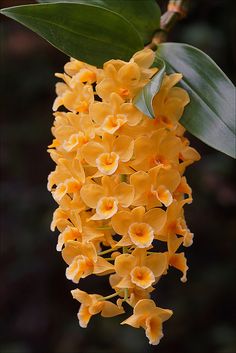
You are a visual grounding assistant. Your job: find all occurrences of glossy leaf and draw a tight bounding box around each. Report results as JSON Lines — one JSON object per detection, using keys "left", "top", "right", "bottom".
{"left": 134, "top": 57, "right": 166, "bottom": 118}
{"left": 157, "top": 43, "right": 235, "bottom": 158}
{"left": 0, "top": 3, "right": 143, "bottom": 67}
{"left": 36, "top": 0, "right": 161, "bottom": 44}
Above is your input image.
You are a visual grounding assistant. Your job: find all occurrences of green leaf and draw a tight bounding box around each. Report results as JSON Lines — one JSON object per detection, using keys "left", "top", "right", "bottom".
{"left": 0, "top": 3, "right": 143, "bottom": 67}
{"left": 36, "top": 0, "right": 161, "bottom": 44}
{"left": 157, "top": 43, "right": 235, "bottom": 158}
{"left": 133, "top": 57, "right": 166, "bottom": 118}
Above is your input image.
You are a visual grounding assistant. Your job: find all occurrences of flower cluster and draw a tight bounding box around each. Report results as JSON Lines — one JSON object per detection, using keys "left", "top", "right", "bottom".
{"left": 48, "top": 49, "right": 200, "bottom": 345}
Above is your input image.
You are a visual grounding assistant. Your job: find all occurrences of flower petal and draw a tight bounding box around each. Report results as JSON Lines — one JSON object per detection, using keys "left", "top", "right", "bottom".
{"left": 111, "top": 211, "right": 132, "bottom": 236}
{"left": 93, "top": 256, "right": 114, "bottom": 274}
{"left": 114, "top": 254, "right": 136, "bottom": 277}
{"left": 144, "top": 208, "right": 166, "bottom": 234}
{"left": 82, "top": 141, "right": 105, "bottom": 166}
{"left": 114, "top": 182, "right": 134, "bottom": 207}
{"left": 80, "top": 183, "right": 105, "bottom": 208}
{"left": 145, "top": 253, "right": 167, "bottom": 277}
{"left": 101, "top": 301, "right": 124, "bottom": 317}
{"left": 113, "top": 135, "right": 134, "bottom": 162}
{"left": 134, "top": 299, "right": 156, "bottom": 316}
{"left": 145, "top": 315, "right": 163, "bottom": 345}
{"left": 169, "top": 252, "right": 188, "bottom": 283}
{"left": 90, "top": 101, "right": 111, "bottom": 125}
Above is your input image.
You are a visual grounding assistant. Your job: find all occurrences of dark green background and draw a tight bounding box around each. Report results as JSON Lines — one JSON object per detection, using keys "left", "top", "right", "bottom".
{"left": 1, "top": 1, "right": 236, "bottom": 352}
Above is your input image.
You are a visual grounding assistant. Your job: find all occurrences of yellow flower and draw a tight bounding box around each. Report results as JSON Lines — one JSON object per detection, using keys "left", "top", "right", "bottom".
{"left": 62, "top": 241, "right": 114, "bottom": 283}
{"left": 130, "top": 166, "right": 181, "bottom": 208}
{"left": 111, "top": 206, "right": 166, "bottom": 248}
{"left": 52, "top": 177, "right": 82, "bottom": 203}
{"left": 160, "top": 199, "right": 194, "bottom": 247}
{"left": 121, "top": 299, "right": 172, "bottom": 345}
{"left": 153, "top": 73, "right": 190, "bottom": 129}
{"left": 80, "top": 175, "right": 134, "bottom": 220}
{"left": 48, "top": 156, "right": 85, "bottom": 191}
{"left": 56, "top": 210, "right": 108, "bottom": 252}
{"left": 114, "top": 248, "right": 167, "bottom": 289}
{"left": 62, "top": 241, "right": 97, "bottom": 283}
{"left": 56, "top": 226, "right": 81, "bottom": 252}
{"left": 64, "top": 58, "right": 98, "bottom": 83}
{"left": 132, "top": 128, "right": 183, "bottom": 171}
{"left": 90, "top": 92, "right": 143, "bottom": 134}
{"left": 173, "top": 176, "right": 192, "bottom": 201}
{"left": 49, "top": 111, "right": 95, "bottom": 155}
{"left": 165, "top": 233, "right": 189, "bottom": 283}
{"left": 81, "top": 133, "right": 134, "bottom": 176}
{"left": 96, "top": 49, "right": 157, "bottom": 101}
{"left": 71, "top": 289, "right": 124, "bottom": 328}
{"left": 50, "top": 207, "right": 81, "bottom": 232}
{"left": 53, "top": 78, "right": 94, "bottom": 113}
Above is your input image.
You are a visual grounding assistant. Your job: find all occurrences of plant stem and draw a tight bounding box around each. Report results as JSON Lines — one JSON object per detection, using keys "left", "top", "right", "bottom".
{"left": 122, "top": 246, "right": 129, "bottom": 254}
{"left": 96, "top": 226, "right": 113, "bottom": 230}
{"left": 98, "top": 246, "right": 120, "bottom": 256}
{"left": 120, "top": 174, "right": 127, "bottom": 182}
{"left": 98, "top": 289, "right": 124, "bottom": 301}
{"left": 146, "top": 0, "right": 189, "bottom": 50}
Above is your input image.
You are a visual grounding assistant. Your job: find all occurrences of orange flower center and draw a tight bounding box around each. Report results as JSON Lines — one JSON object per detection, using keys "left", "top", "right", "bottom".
{"left": 79, "top": 70, "right": 96, "bottom": 83}
{"left": 102, "top": 114, "right": 127, "bottom": 134}
{"left": 118, "top": 88, "right": 130, "bottom": 98}
{"left": 76, "top": 100, "right": 89, "bottom": 113}
{"left": 150, "top": 154, "right": 170, "bottom": 169}
{"left": 159, "top": 115, "right": 174, "bottom": 129}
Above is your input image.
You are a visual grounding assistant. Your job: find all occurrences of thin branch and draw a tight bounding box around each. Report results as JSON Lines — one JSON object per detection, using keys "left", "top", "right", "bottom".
{"left": 146, "top": 0, "right": 189, "bottom": 50}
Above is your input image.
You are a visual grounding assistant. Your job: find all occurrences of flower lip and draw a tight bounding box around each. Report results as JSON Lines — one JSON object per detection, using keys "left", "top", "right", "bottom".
{"left": 96, "top": 152, "right": 119, "bottom": 175}
{"left": 130, "top": 266, "right": 155, "bottom": 289}
{"left": 96, "top": 196, "right": 118, "bottom": 219}
{"left": 128, "top": 222, "right": 154, "bottom": 248}
{"left": 102, "top": 114, "right": 127, "bottom": 134}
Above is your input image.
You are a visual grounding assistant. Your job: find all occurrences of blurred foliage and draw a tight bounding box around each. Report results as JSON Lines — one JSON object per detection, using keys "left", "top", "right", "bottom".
{"left": 0, "top": 0, "right": 236, "bottom": 352}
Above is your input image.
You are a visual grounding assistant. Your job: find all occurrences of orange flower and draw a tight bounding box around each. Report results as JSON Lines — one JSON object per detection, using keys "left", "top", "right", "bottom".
{"left": 96, "top": 49, "right": 157, "bottom": 101}
{"left": 62, "top": 241, "right": 114, "bottom": 283}
{"left": 114, "top": 248, "right": 167, "bottom": 289}
{"left": 130, "top": 166, "right": 181, "bottom": 208}
{"left": 160, "top": 199, "right": 194, "bottom": 247}
{"left": 80, "top": 175, "right": 134, "bottom": 220}
{"left": 90, "top": 92, "right": 143, "bottom": 134}
{"left": 71, "top": 289, "right": 124, "bottom": 328}
{"left": 121, "top": 299, "right": 172, "bottom": 345}
{"left": 153, "top": 73, "right": 190, "bottom": 129}
{"left": 81, "top": 133, "right": 134, "bottom": 176}
{"left": 111, "top": 206, "right": 166, "bottom": 248}
{"left": 132, "top": 128, "right": 183, "bottom": 172}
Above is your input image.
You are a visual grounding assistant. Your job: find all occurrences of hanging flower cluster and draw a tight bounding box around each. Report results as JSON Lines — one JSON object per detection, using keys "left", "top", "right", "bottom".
{"left": 48, "top": 49, "right": 200, "bottom": 345}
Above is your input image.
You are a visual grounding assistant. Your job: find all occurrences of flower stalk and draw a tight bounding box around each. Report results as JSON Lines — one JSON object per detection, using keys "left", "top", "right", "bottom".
{"left": 147, "top": 0, "right": 189, "bottom": 49}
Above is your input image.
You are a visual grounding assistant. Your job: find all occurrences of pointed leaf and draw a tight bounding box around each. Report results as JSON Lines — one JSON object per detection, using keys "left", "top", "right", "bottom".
{"left": 133, "top": 57, "right": 165, "bottom": 118}
{"left": 36, "top": 0, "right": 161, "bottom": 45}
{"left": 156, "top": 43, "right": 235, "bottom": 158}
{"left": 0, "top": 3, "right": 143, "bottom": 67}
